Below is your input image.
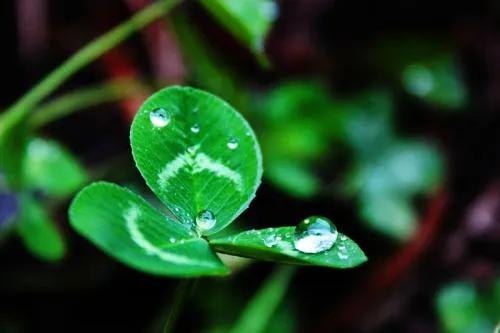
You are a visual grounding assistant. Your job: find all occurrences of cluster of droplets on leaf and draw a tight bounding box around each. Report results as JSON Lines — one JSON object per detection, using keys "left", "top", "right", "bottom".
{"left": 149, "top": 108, "right": 171, "bottom": 127}
{"left": 293, "top": 216, "right": 338, "bottom": 254}
{"left": 337, "top": 235, "right": 349, "bottom": 260}
{"left": 195, "top": 209, "right": 216, "bottom": 232}
{"left": 264, "top": 234, "right": 282, "bottom": 248}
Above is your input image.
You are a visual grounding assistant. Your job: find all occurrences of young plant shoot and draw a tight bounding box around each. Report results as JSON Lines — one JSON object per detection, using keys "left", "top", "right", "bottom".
{"left": 69, "top": 86, "right": 367, "bottom": 277}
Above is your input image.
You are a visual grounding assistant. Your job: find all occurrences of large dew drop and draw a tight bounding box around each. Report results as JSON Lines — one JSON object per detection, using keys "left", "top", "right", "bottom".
{"left": 149, "top": 108, "right": 170, "bottom": 127}
{"left": 195, "top": 210, "right": 216, "bottom": 231}
{"left": 293, "top": 216, "right": 338, "bottom": 253}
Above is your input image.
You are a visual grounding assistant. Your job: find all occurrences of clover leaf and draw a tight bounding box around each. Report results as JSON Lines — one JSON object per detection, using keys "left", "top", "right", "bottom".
{"left": 70, "top": 86, "right": 366, "bottom": 277}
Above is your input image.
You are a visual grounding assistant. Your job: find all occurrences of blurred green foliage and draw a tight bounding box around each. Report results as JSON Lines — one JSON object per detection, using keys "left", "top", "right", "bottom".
{"left": 200, "top": 0, "right": 277, "bottom": 61}
{"left": 173, "top": 13, "right": 450, "bottom": 239}
{"left": 260, "top": 84, "right": 444, "bottom": 240}
{"left": 375, "top": 35, "right": 467, "bottom": 109}
{"left": 1, "top": 137, "right": 87, "bottom": 260}
{"left": 436, "top": 279, "right": 500, "bottom": 333}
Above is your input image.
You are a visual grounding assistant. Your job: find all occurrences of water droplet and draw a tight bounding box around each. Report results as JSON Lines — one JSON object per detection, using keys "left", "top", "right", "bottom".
{"left": 339, "top": 245, "right": 346, "bottom": 252}
{"left": 190, "top": 124, "right": 200, "bottom": 134}
{"left": 187, "top": 146, "right": 196, "bottom": 155}
{"left": 293, "top": 216, "right": 338, "bottom": 254}
{"left": 149, "top": 108, "right": 170, "bottom": 127}
{"left": 338, "top": 252, "right": 349, "bottom": 260}
{"left": 196, "top": 210, "right": 216, "bottom": 231}
{"left": 340, "top": 235, "right": 347, "bottom": 241}
{"left": 192, "top": 107, "right": 199, "bottom": 113}
{"left": 227, "top": 137, "right": 238, "bottom": 150}
{"left": 264, "top": 235, "right": 278, "bottom": 247}
{"left": 169, "top": 237, "right": 176, "bottom": 243}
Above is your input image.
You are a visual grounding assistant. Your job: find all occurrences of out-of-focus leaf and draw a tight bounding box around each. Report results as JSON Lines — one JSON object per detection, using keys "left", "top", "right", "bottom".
{"left": 229, "top": 266, "right": 294, "bottom": 333}
{"left": 436, "top": 282, "right": 495, "bottom": 333}
{"left": 259, "top": 81, "right": 345, "bottom": 198}
{"left": 130, "top": 86, "right": 262, "bottom": 235}
{"left": 210, "top": 227, "right": 367, "bottom": 269}
{"left": 24, "top": 138, "right": 87, "bottom": 197}
{"left": 70, "top": 182, "right": 228, "bottom": 277}
{"left": 266, "top": 160, "right": 320, "bottom": 198}
{"left": 374, "top": 35, "right": 466, "bottom": 109}
{"left": 18, "top": 196, "right": 66, "bottom": 261}
{"left": 402, "top": 56, "right": 467, "bottom": 109}
{"left": 346, "top": 140, "right": 443, "bottom": 240}
{"left": 199, "top": 0, "right": 278, "bottom": 55}
{"left": 360, "top": 194, "right": 416, "bottom": 240}
{"left": 347, "top": 141, "right": 443, "bottom": 197}
{"left": 341, "top": 90, "right": 394, "bottom": 159}
{"left": 173, "top": 13, "right": 248, "bottom": 110}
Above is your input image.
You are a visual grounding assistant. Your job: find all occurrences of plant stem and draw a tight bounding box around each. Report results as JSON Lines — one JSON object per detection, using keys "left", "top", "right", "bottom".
{"left": 0, "top": 0, "right": 181, "bottom": 137}
{"left": 163, "top": 278, "right": 198, "bottom": 333}
{"left": 30, "top": 79, "right": 147, "bottom": 128}
{"left": 229, "top": 266, "right": 294, "bottom": 333}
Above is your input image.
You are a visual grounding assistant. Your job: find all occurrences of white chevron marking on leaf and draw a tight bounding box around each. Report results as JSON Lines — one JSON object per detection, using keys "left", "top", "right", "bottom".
{"left": 124, "top": 205, "right": 212, "bottom": 266}
{"left": 157, "top": 148, "right": 243, "bottom": 192}
{"left": 193, "top": 153, "right": 243, "bottom": 192}
{"left": 158, "top": 152, "right": 192, "bottom": 189}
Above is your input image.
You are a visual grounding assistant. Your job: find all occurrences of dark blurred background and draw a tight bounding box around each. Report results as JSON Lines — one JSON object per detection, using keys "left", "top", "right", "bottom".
{"left": 1, "top": 0, "right": 499, "bottom": 332}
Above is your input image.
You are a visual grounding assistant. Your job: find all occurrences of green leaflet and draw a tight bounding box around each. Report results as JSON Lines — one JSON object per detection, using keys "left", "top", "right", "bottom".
{"left": 130, "top": 86, "right": 262, "bottom": 235}
{"left": 210, "top": 227, "right": 367, "bottom": 269}
{"left": 18, "top": 196, "right": 66, "bottom": 261}
{"left": 69, "top": 182, "right": 228, "bottom": 277}
{"left": 24, "top": 138, "right": 88, "bottom": 197}
{"left": 200, "top": 0, "right": 277, "bottom": 54}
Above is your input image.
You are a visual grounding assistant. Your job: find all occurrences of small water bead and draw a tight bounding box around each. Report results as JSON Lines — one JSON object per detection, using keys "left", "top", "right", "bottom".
{"left": 187, "top": 146, "right": 197, "bottom": 155}
{"left": 338, "top": 252, "right": 349, "bottom": 260}
{"left": 293, "top": 216, "right": 338, "bottom": 254}
{"left": 340, "top": 235, "right": 347, "bottom": 241}
{"left": 190, "top": 124, "right": 200, "bottom": 134}
{"left": 227, "top": 137, "right": 238, "bottom": 150}
{"left": 169, "top": 237, "right": 176, "bottom": 243}
{"left": 149, "top": 108, "right": 170, "bottom": 127}
{"left": 195, "top": 210, "right": 216, "bottom": 231}
{"left": 264, "top": 235, "right": 278, "bottom": 248}
{"left": 339, "top": 245, "right": 346, "bottom": 252}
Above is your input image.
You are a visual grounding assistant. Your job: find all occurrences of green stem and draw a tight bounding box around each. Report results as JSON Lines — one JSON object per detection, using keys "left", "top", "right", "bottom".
{"left": 30, "top": 79, "right": 147, "bottom": 128}
{"left": 163, "top": 279, "right": 198, "bottom": 333}
{"left": 0, "top": 0, "right": 181, "bottom": 137}
{"left": 229, "top": 266, "right": 294, "bottom": 333}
